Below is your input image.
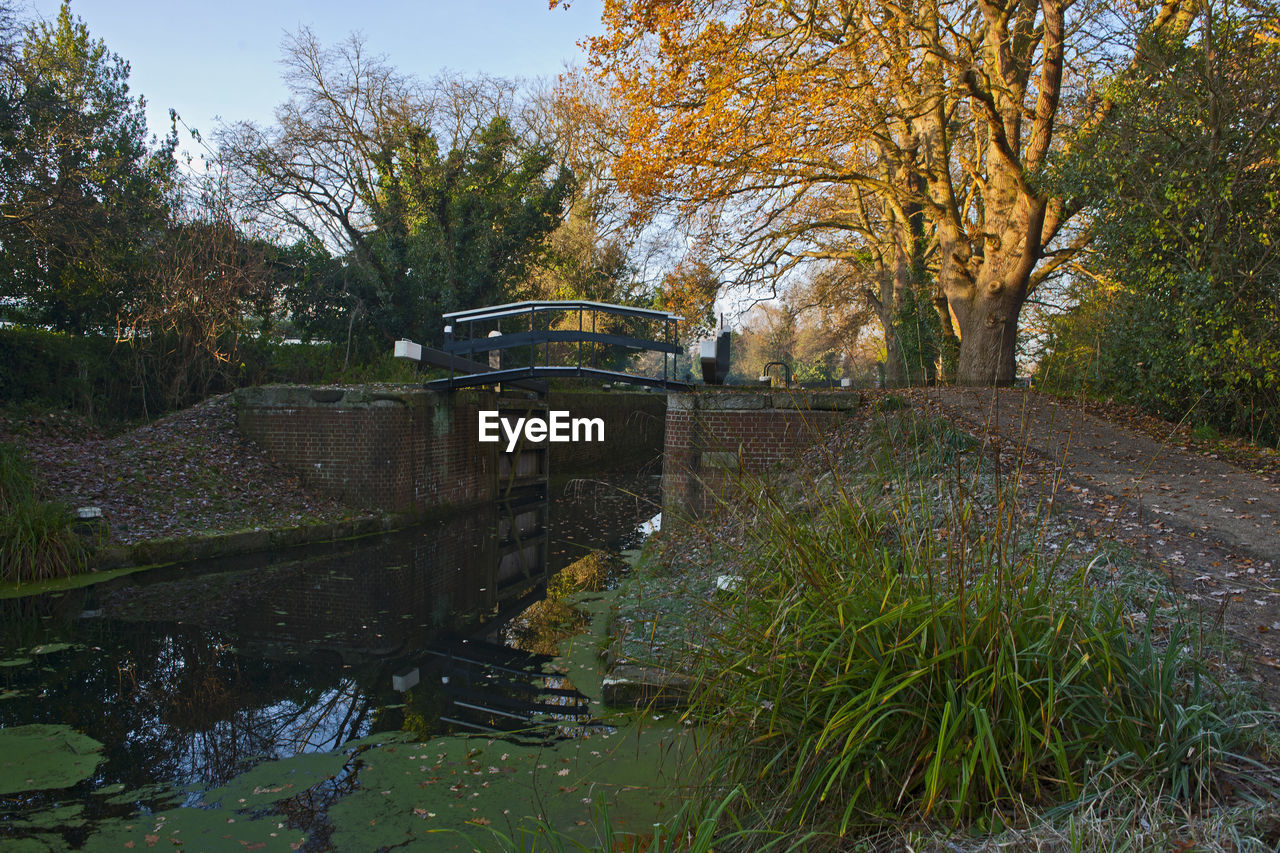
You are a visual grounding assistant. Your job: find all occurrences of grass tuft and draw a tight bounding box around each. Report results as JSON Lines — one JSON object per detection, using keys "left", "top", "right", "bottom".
{"left": 0, "top": 441, "right": 36, "bottom": 512}
{"left": 0, "top": 441, "right": 91, "bottom": 583}
{"left": 686, "top": 410, "right": 1268, "bottom": 839}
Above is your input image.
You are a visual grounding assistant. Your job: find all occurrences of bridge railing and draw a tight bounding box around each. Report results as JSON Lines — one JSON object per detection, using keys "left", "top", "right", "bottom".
{"left": 430, "top": 300, "right": 688, "bottom": 391}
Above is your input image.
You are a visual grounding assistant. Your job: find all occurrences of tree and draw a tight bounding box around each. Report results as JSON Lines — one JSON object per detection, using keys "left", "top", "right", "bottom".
{"left": 0, "top": 1, "right": 18, "bottom": 72}
{"left": 791, "top": 263, "right": 881, "bottom": 379}
{"left": 126, "top": 203, "right": 274, "bottom": 412}
{"left": 0, "top": 1, "right": 176, "bottom": 333}
{"left": 517, "top": 73, "right": 648, "bottom": 308}
{"left": 570, "top": 0, "right": 1199, "bottom": 384}
{"left": 220, "top": 31, "right": 575, "bottom": 351}
{"left": 656, "top": 257, "right": 719, "bottom": 344}
{"left": 729, "top": 264, "right": 878, "bottom": 383}
{"left": 0, "top": 3, "right": 275, "bottom": 417}
{"left": 1042, "top": 1, "right": 1280, "bottom": 443}
{"left": 0, "top": 3, "right": 20, "bottom": 221}
{"left": 380, "top": 116, "right": 575, "bottom": 330}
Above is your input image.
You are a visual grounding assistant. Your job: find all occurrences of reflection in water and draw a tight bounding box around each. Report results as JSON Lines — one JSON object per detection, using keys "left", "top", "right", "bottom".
{"left": 416, "top": 640, "right": 593, "bottom": 739}
{"left": 0, "top": 470, "right": 658, "bottom": 830}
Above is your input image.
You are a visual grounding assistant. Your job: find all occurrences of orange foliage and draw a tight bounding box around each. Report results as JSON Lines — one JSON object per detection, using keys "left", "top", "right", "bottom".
{"left": 571, "top": 0, "right": 1199, "bottom": 384}
{"left": 657, "top": 257, "right": 719, "bottom": 342}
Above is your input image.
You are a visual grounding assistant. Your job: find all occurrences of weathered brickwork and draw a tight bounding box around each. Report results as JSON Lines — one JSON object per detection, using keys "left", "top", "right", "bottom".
{"left": 234, "top": 386, "right": 664, "bottom": 516}
{"left": 662, "top": 391, "right": 862, "bottom": 516}
{"left": 235, "top": 384, "right": 670, "bottom": 512}
{"left": 234, "top": 386, "right": 508, "bottom": 513}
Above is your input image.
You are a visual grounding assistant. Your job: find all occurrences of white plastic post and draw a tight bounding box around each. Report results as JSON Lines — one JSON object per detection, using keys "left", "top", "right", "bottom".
{"left": 487, "top": 329, "right": 502, "bottom": 370}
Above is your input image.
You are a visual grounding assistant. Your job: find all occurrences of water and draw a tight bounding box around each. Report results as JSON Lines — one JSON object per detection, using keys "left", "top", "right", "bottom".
{"left": 0, "top": 470, "right": 683, "bottom": 850}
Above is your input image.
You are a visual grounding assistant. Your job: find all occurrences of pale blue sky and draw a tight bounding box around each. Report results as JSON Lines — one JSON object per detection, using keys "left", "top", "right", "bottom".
{"left": 25, "top": 0, "right": 604, "bottom": 143}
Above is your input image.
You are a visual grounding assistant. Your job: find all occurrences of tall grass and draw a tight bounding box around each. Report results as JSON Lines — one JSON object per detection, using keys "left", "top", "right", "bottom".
{"left": 0, "top": 441, "right": 35, "bottom": 511}
{"left": 0, "top": 441, "right": 90, "bottom": 583}
{"left": 687, "top": 411, "right": 1265, "bottom": 839}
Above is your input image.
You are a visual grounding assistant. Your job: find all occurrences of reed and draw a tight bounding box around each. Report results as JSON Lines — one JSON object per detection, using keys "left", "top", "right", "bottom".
{"left": 0, "top": 441, "right": 35, "bottom": 511}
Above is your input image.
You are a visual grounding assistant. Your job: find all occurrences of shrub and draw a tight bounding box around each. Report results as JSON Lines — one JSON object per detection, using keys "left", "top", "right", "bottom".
{"left": 0, "top": 499, "right": 90, "bottom": 584}
{"left": 234, "top": 339, "right": 422, "bottom": 386}
{"left": 1036, "top": 11, "right": 1280, "bottom": 447}
{"left": 0, "top": 328, "right": 421, "bottom": 428}
{"left": 0, "top": 327, "right": 142, "bottom": 420}
{"left": 0, "top": 441, "right": 36, "bottom": 512}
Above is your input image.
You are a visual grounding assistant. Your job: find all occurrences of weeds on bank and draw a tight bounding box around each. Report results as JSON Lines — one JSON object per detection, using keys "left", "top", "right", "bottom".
{"left": 0, "top": 441, "right": 91, "bottom": 583}
{"left": 479, "top": 404, "right": 1276, "bottom": 851}
{"left": 677, "top": 409, "right": 1274, "bottom": 845}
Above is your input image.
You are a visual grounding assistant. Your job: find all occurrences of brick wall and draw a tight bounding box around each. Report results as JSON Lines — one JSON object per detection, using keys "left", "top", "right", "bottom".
{"left": 662, "top": 391, "right": 863, "bottom": 517}
{"left": 235, "top": 385, "right": 671, "bottom": 515}
{"left": 234, "top": 385, "right": 505, "bottom": 513}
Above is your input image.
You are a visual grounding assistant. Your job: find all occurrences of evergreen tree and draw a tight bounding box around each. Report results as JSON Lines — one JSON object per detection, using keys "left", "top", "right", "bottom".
{"left": 0, "top": 1, "right": 176, "bottom": 333}
{"left": 1044, "top": 2, "right": 1280, "bottom": 443}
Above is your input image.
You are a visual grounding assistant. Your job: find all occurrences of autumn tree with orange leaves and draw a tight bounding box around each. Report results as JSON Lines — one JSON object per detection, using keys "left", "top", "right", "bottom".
{"left": 562, "top": 0, "right": 1199, "bottom": 385}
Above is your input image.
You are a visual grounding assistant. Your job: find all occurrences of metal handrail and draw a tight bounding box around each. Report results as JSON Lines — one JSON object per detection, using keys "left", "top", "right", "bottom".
{"left": 443, "top": 299, "right": 682, "bottom": 325}
{"left": 761, "top": 361, "right": 793, "bottom": 385}
{"left": 431, "top": 299, "right": 689, "bottom": 392}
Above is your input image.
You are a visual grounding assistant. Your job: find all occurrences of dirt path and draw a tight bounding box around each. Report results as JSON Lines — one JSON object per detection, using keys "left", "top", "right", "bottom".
{"left": 916, "top": 387, "right": 1280, "bottom": 706}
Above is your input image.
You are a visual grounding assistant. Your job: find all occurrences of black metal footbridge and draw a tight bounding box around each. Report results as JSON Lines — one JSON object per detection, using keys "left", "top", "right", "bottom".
{"left": 394, "top": 300, "right": 691, "bottom": 392}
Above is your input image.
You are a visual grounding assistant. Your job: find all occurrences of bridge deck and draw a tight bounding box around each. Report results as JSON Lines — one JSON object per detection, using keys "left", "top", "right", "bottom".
{"left": 424, "top": 299, "right": 690, "bottom": 392}
{"left": 425, "top": 365, "right": 690, "bottom": 391}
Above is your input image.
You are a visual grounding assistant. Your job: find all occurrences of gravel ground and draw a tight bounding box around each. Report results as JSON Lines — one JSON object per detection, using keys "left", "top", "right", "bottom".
{"left": 913, "top": 387, "right": 1280, "bottom": 705}
{"left": 1, "top": 395, "right": 355, "bottom": 545}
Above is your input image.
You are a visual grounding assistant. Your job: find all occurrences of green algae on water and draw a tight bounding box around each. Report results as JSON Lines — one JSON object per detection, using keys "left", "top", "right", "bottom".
{"left": 0, "top": 724, "right": 106, "bottom": 794}
{"left": 30, "top": 643, "right": 78, "bottom": 655}
{"left": 83, "top": 805, "right": 307, "bottom": 852}
{"left": 199, "top": 750, "right": 352, "bottom": 809}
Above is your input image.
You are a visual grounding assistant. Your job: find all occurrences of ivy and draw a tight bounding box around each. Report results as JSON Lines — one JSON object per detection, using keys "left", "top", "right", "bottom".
{"left": 891, "top": 286, "right": 942, "bottom": 386}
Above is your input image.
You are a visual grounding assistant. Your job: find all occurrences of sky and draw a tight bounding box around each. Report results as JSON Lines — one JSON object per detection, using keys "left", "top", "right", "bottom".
{"left": 25, "top": 0, "right": 605, "bottom": 146}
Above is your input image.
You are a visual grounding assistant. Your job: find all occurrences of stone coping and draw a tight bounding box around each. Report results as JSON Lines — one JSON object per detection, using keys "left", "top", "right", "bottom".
{"left": 234, "top": 385, "right": 455, "bottom": 409}
{"left": 236, "top": 385, "right": 663, "bottom": 409}
{"left": 666, "top": 389, "right": 864, "bottom": 411}
{"left": 93, "top": 513, "right": 406, "bottom": 570}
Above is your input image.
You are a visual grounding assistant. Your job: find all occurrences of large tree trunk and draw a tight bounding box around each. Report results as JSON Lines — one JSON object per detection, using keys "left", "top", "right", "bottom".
{"left": 883, "top": 330, "right": 908, "bottom": 387}
{"left": 954, "top": 289, "right": 1024, "bottom": 385}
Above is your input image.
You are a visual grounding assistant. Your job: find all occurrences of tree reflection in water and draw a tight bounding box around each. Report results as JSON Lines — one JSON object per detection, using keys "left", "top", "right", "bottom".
{"left": 0, "top": 610, "right": 386, "bottom": 792}
{"left": 0, "top": 467, "right": 659, "bottom": 830}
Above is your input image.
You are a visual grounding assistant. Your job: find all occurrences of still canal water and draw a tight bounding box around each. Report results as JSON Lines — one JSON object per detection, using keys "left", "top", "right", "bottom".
{"left": 1, "top": 470, "right": 695, "bottom": 851}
